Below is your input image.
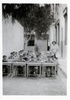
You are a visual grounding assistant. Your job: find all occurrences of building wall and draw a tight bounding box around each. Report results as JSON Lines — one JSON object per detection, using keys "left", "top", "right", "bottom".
{"left": 50, "top": 4, "right": 67, "bottom": 59}
{"left": 35, "top": 39, "right": 47, "bottom": 52}
{"left": 56, "top": 4, "right": 67, "bottom": 59}
{"left": 2, "top": 16, "right": 24, "bottom": 57}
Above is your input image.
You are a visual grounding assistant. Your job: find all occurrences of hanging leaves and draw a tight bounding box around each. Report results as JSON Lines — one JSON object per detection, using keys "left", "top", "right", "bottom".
{"left": 2, "top": 4, "right": 54, "bottom": 39}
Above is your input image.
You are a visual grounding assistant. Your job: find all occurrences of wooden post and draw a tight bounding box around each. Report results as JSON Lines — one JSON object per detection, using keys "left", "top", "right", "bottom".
{"left": 39, "top": 65, "right": 41, "bottom": 77}
{"left": 27, "top": 65, "right": 29, "bottom": 77}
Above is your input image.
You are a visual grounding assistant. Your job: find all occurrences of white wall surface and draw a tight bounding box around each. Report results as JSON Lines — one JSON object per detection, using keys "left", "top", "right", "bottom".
{"left": 2, "top": 16, "right": 24, "bottom": 57}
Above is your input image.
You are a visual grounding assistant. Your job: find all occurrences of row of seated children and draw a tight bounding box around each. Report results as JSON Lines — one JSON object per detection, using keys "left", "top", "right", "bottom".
{"left": 3, "top": 50, "right": 59, "bottom": 63}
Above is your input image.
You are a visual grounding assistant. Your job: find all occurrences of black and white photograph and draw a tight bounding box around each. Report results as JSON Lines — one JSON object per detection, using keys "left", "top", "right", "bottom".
{"left": 2, "top": 3, "right": 67, "bottom": 95}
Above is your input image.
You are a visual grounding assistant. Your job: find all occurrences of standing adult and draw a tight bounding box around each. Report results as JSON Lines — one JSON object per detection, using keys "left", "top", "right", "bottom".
{"left": 50, "top": 41, "right": 58, "bottom": 59}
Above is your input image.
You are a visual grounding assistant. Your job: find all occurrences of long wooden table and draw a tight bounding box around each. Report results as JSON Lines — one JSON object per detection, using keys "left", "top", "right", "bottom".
{"left": 2, "top": 61, "right": 57, "bottom": 77}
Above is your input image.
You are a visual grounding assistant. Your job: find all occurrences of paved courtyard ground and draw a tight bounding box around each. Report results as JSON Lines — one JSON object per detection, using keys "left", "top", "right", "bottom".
{"left": 3, "top": 68, "right": 67, "bottom": 95}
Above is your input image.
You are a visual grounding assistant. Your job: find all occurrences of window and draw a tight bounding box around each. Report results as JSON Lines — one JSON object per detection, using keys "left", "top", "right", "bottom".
{"left": 55, "top": 22, "right": 60, "bottom": 45}
{"left": 64, "top": 13, "right": 67, "bottom": 45}
{"left": 27, "top": 35, "right": 35, "bottom": 46}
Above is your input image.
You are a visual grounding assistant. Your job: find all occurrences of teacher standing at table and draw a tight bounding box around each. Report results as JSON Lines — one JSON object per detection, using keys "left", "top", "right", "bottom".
{"left": 50, "top": 41, "right": 58, "bottom": 59}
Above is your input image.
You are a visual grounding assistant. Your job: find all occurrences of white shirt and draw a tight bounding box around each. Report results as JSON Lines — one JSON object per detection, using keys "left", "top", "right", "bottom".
{"left": 50, "top": 44, "right": 58, "bottom": 54}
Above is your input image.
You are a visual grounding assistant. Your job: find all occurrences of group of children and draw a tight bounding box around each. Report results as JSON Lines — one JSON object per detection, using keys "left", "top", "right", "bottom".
{"left": 3, "top": 50, "right": 58, "bottom": 63}
{"left": 3, "top": 41, "right": 59, "bottom": 77}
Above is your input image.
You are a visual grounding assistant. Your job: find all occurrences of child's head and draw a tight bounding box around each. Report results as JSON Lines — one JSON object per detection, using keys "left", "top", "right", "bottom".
{"left": 31, "top": 56, "right": 34, "bottom": 61}
{"left": 3, "top": 55, "right": 7, "bottom": 61}
{"left": 10, "top": 52, "right": 13, "bottom": 57}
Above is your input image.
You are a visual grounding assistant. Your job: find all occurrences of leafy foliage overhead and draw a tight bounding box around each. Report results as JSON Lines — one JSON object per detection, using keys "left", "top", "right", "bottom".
{"left": 2, "top": 4, "right": 54, "bottom": 39}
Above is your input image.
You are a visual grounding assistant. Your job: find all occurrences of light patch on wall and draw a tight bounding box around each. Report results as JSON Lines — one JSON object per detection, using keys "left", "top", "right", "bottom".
{"left": 36, "top": 39, "right": 47, "bottom": 52}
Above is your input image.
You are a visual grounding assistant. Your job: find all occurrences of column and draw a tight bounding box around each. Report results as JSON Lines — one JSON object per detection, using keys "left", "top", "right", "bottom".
{"left": 24, "top": 65, "right": 26, "bottom": 77}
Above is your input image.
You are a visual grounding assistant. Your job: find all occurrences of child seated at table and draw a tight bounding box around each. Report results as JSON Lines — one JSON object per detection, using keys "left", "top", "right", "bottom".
{"left": 23, "top": 52, "right": 29, "bottom": 61}
{"left": 8, "top": 52, "right": 14, "bottom": 62}
{"left": 18, "top": 55, "right": 26, "bottom": 62}
{"left": 2, "top": 55, "right": 8, "bottom": 62}
{"left": 2, "top": 55, "right": 10, "bottom": 76}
